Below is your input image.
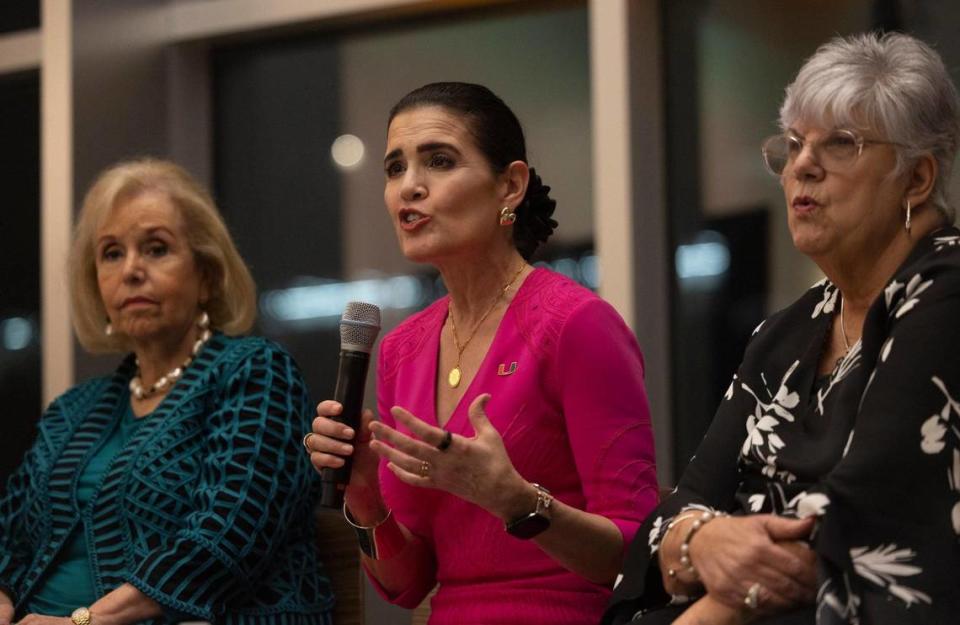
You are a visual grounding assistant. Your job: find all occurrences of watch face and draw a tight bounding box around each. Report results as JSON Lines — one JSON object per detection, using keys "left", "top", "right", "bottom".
{"left": 71, "top": 608, "right": 91, "bottom": 625}
{"left": 506, "top": 512, "right": 551, "bottom": 539}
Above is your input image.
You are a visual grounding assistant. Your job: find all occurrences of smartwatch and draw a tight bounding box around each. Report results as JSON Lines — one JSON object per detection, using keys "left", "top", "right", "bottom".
{"left": 505, "top": 483, "right": 553, "bottom": 539}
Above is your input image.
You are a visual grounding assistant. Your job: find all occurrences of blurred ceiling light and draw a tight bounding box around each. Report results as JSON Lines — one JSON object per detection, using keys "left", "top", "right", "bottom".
{"left": 2, "top": 317, "right": 33, "bottom": 351}
{"left": 331, "top": 134, "right": 365, "bottom": 169}
{"left": 675, "top": 230, "right": 731, "bottom": 281}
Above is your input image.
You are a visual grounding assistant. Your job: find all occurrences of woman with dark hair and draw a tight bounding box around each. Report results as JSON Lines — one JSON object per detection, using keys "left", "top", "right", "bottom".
{"left": 305, "top": 82, "right": 658, "bottom": 624}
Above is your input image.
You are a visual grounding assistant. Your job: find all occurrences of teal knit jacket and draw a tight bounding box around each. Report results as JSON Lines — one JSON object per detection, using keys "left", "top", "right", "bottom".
{"left": 0, "top": 334, "right": 333, "bottom": 625}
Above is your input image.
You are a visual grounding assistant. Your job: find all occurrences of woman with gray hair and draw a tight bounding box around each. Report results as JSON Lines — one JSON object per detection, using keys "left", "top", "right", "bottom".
{"left": 605, "top": 31, "right": 960, "bottom": 625}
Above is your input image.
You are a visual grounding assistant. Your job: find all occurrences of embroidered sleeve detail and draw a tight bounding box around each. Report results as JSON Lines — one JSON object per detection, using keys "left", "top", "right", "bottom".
{"left": 378, "top": 300, "right": 445, "bottom": 384}
{"left": 551, "top": 284, "right": 657, "bottom": 544}
{"left": 513, "top": 270, "right": 596, "bottom": 361}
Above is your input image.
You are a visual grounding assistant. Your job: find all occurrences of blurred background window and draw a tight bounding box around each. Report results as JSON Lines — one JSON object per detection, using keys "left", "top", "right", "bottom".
{"left": 0, "top": 70, "right": 41, "bottom": 486}
{"left": 0, "top": 2, "right": 38, "bottom": 35}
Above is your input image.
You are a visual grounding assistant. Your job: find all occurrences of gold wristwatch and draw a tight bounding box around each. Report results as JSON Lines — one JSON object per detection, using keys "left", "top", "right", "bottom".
{"left": 71, "top": 607, "right": 92, "bottom": 625}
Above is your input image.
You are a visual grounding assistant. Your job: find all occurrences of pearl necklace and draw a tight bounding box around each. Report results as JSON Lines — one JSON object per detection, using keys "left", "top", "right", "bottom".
{"left": 130, "top": 314, "right": 212, "bottom": 400}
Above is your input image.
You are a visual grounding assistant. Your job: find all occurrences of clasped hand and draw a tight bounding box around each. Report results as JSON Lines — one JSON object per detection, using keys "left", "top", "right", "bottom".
{"left": 308, "top": 394, "right": 527, "bottom": 520}
{"left": 666, "top": 514, "right": 817, "bottom": 615}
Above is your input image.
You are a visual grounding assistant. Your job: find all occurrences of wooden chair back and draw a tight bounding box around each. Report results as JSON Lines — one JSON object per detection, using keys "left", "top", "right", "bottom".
{"left": 314, "top": 509, "right": 364, "bottom": 625}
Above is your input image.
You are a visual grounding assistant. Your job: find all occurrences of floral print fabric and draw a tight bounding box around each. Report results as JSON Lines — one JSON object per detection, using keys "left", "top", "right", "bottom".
{"left": 604, "top": 227, "right": 960, "bottom": 625}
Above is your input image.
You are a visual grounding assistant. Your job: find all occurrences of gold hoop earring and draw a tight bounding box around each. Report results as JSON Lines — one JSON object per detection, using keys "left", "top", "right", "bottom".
{"left": 905, "top": 200, "right": 912, "bottom": 234}
{"left": 499, "top": 206, "right": 517, "bottom": 226}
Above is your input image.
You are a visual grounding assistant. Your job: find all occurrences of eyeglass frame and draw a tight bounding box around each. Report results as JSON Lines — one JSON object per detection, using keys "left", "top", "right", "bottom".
{"left": 760, "top": 128, "right": 904, "bottom": 176}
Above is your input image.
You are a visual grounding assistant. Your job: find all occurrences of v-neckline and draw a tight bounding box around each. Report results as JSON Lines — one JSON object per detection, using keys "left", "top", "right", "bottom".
{"left": 429, "top": 268, "right": 539, "bottom": 429}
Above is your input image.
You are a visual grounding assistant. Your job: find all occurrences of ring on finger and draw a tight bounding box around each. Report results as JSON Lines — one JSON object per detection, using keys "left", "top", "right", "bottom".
{"left": 302, "top": 433, "right": 314, "bottom": 453}
{"left": 419, "top": 460, "right": 431, "bottom": 478}
{"left": 436, "top": 430, "right": 453, "bottom": 452}
{"left": 744, "top": 582, "right": 762, "bottom": 610}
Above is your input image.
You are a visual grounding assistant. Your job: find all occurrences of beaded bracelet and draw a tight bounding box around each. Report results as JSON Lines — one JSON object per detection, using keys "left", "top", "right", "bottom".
{"left": 676, "top": 509, "right": 727, "bottom": 579}
{"left": 660, "top": 512, "right": 701, "bottom": 579}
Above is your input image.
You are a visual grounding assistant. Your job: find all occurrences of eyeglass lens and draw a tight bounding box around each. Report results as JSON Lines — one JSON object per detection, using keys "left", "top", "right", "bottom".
{"left": 763, "top": 131, "right": 861, "bottom": 175}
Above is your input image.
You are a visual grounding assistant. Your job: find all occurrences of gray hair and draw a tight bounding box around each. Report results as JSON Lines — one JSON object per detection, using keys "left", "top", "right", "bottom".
{"left": 780, "top": 32, "right": 960, "bottom": 222}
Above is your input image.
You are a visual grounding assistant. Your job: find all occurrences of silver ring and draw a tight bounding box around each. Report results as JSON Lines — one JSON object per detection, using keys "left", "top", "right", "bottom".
{"left": 744, "top": 582, "right": 762, "bottom": 610}
{"left": 302, "top": 433, "right": 314, "bottom": 454}
{"left": 419, "top": 461, "right": 431, "bottom": 478}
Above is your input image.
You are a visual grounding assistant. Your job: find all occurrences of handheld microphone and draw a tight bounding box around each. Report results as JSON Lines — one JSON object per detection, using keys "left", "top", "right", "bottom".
{"left": 319, "top": 301, "right": 382, "bottom": 509}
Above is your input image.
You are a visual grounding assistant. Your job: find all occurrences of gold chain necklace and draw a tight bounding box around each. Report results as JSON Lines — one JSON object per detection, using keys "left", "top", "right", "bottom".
{"left": 839, "top": 297, "right": 851, "bottom": 352}
{"left": 447, "top": 264, "right": 526, "bottom": 388}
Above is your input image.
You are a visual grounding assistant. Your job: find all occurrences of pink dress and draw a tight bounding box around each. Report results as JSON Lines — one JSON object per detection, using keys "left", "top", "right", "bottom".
{"left": 370, "top": 268, "right": 658, "bottom": 624}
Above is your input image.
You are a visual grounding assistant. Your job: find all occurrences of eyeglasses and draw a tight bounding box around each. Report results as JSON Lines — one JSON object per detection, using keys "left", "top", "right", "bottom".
{"left": 760, "top": 129, "right": 901, "bottom": 176}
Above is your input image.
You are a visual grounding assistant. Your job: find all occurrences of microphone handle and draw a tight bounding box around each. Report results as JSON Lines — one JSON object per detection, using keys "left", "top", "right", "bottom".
{"left": 319, "top": 349, "right": 371, "bottom": 509}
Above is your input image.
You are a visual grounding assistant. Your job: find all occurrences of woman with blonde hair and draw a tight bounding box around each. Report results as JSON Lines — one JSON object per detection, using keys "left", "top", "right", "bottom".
{"left": 0, "top": 159, "right": 333, "bottom": 625}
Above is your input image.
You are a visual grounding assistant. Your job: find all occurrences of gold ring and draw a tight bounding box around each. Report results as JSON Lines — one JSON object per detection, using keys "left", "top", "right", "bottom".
{"left": 302, "top": 433, "right": 314, "bottom": 453}
{"left": 744, "top": 582, "right": 762, "bottom": 610}
{"left": 419, "top": 460, "right": 430, "bottom": 478}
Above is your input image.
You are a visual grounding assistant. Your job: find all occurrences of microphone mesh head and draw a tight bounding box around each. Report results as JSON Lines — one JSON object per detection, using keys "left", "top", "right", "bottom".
{"left": 340, "top": 301, "right": 381, "bottom": 353}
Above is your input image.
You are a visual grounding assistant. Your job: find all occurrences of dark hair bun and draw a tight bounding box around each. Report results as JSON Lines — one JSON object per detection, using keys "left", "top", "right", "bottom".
{"left": 514, "top": 167, "right": 558, "bottom": 260}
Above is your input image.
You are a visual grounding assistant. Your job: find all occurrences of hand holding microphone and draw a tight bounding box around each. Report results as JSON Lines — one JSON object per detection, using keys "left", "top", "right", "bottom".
{"left": 305, "top": 302, "right": 382, "bottom": 510}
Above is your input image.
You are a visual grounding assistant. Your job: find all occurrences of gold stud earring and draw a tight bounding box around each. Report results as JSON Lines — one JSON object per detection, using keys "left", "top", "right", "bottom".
{"left": 499, "top": 205, "right": 517, "bottom": 226}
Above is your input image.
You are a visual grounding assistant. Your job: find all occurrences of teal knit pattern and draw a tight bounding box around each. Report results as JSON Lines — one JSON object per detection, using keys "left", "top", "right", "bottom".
{"left": 0, "top": 335, "right": 333, "bottom": 625}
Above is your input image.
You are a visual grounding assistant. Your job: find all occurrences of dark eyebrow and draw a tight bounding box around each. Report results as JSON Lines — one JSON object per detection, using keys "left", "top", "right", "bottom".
{"left": 417, "top": 142, "right": 460, "bottom": 156}
{"left": 383, "top": 148, "right": 401, "bottom": 164}
{"left": 383, "top": 141, "right": 462, "bottom": 166}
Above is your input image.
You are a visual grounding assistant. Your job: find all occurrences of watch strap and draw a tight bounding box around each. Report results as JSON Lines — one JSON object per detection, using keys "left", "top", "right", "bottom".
{"left": 505, "top": 483, "right": 553, "bottom": 539}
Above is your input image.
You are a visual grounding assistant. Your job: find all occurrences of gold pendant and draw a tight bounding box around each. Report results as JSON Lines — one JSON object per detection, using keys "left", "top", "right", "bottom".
{"left": 448, "top": 366, "right": 462, "bottom": 388}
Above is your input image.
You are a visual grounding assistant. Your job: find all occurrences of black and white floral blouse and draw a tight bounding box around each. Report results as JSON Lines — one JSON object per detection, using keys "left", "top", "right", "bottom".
{"left": 604, "top": 227, "right": 960, "bottom": 625}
